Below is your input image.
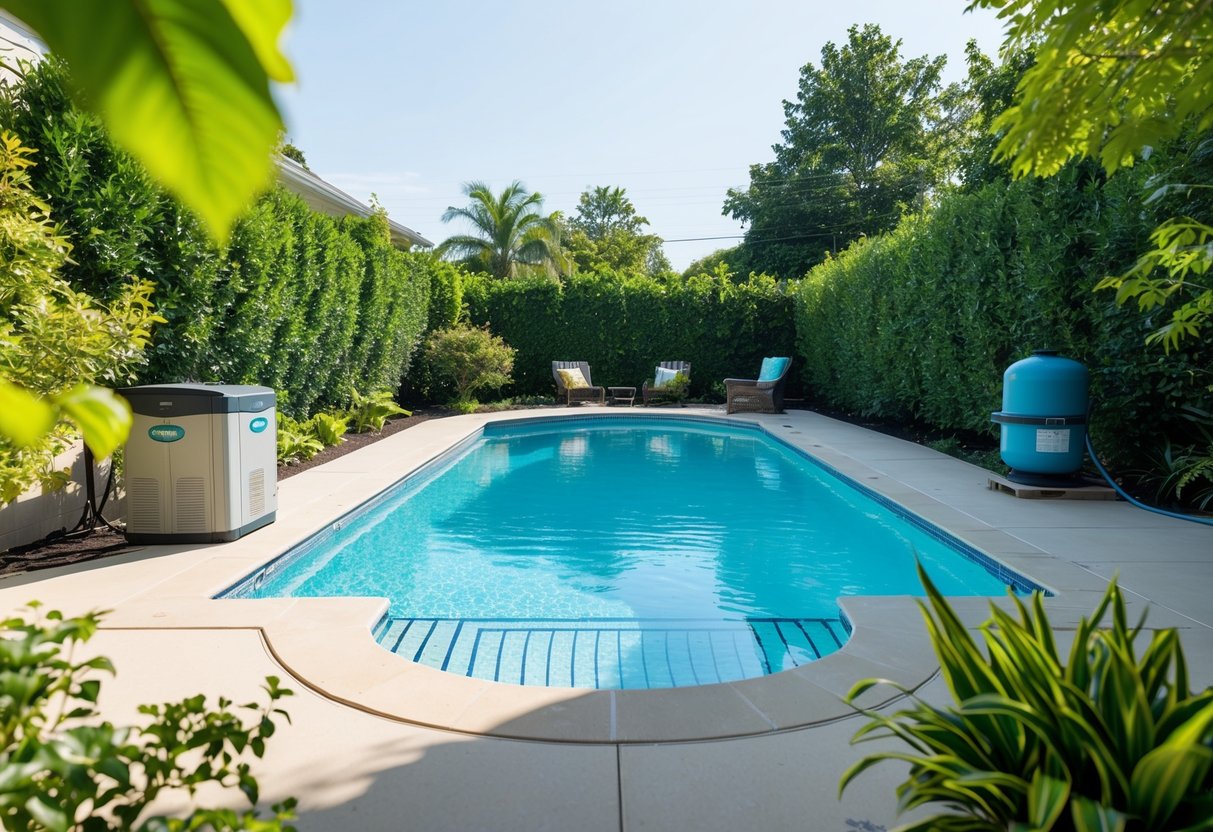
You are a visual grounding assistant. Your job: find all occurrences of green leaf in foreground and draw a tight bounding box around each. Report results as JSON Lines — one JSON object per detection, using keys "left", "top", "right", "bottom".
{"left": 56, "top": 384, "right": 132, "bottom": 460}
{"left": 0, "top": 380, "right": 55, "bottom": 447}
{"left": 4, "top": 0, "right": 295, "bottom": 240}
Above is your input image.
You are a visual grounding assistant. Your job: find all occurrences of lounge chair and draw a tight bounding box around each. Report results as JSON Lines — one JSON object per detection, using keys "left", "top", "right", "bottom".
{"left": 642, "top": 361, "right": 691, "bottom": 406}
{"left": 552, "top": 360, "right": 605, "bottom": 406}
{"left": 725, "top": 357, "right": 792, "bottom": 414}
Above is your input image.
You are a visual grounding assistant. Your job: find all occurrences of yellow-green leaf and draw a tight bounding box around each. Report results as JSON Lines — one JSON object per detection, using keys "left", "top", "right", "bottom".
{"left": 1027, "top": 771, "right": 1070, "bottom": 830}
{"left": 1070, "top": 795, "right": 1128, "bottom": 832}
{"left": 0, "top": 380, "right": 56, "bottom": 447}
{"left": 4, "top": 0, "right": 294, "bottom": 241}
{"left": 55, "top": 385, "right": 132, "bottom": 460}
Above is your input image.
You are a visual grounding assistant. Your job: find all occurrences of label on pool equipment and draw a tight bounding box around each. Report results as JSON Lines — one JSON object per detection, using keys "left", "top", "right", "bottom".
{"left": 1035, "top": 428, "right": 1069, "bottom": 454}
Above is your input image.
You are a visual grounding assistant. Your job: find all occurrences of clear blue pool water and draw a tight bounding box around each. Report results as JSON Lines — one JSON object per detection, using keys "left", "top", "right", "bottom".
{"left": 226, "top": 417, "right": 1034, "bottom": 689}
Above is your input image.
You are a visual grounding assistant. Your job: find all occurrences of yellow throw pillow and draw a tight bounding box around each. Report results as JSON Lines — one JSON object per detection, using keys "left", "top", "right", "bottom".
{"left": 558, "top": 367, "right": 589, "bottom": 389}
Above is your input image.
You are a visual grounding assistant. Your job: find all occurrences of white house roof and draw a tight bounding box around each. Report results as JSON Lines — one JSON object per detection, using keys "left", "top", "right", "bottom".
{"left": 276, "top": 157, "right": 432, "bottom": 249}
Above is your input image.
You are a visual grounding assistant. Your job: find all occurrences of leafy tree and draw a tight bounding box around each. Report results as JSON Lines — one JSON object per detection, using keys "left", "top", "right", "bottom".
{"left": 570, "top": 185, "right": 648, "bottom": 237}
{"left": 953, "top": 42, "right": 1037, "bottom": 190}
{"left": 970, "top": 0, "right": 1213, "bottom": 351}
{"left": 437, "top": 181, "right": 565, "bottom": 279}
{"left": 724, "top": 23, "right": 953, "bottom": 278}
{"left": 564, "top": 186, "right": 670, "bottom": 276}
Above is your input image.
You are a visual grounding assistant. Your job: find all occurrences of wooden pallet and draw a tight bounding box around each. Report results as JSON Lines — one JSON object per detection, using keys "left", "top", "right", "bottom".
{"left": 987, "top": 474, "right": 1117, "bottom": 501}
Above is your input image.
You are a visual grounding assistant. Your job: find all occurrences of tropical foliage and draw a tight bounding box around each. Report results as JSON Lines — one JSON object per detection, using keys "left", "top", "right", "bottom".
{"left": 347, "top": 388, "right": 411, "bottom": 434}
{"left": 0, "top": 0, "right": 293, "bottom": 465}
{"left": 841, "top": 566, "right": 1213, "bottom": 832}
{"left": 971, "top": 0, "right": 1213, "bottom": 351}
{"left": 437, "top": 181, "right": 565, "bottom": 279}
{"left": 0, "top": 604, "right": 297, "bottom": 831}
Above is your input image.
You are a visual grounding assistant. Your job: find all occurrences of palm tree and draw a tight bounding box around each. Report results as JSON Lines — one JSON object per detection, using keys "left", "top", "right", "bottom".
{"left": 437, "top": 181, "right": 565, "bottom": 278}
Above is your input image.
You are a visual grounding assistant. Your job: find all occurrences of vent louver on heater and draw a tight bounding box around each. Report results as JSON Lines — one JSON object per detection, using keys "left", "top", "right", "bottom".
{"left": 248, "top": 468, "right": 265, "bottom": 516}
{"left": 174, "top": 477, "right": 208, "bottom": 533}
{"left": 129, "top": 478, "right": 161, "bottom": 533}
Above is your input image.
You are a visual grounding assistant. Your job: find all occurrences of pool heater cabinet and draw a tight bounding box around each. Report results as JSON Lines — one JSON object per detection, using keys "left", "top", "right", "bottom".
{"left": 119, "top": 384, "right": 277, "bottom": 543}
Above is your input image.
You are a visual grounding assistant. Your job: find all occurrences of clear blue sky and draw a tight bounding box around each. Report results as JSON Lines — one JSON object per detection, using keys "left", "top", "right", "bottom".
{"left": 276, "top": 1, "right": 1008, "bottom": 270}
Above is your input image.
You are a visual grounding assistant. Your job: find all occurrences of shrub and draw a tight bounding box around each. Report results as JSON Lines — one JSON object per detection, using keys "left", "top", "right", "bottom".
{"left": 424, "top": 325, "right": 516, "bottom": 407}
{"left": 0, "top": 604, "right": 296, "bottom": 831}
{"left": 841, "top": 566, "right": 1213, "bottom": 831}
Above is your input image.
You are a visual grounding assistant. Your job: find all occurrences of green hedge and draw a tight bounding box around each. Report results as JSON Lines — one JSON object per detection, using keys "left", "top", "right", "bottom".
{"left": 794, "top": 163, "right": 1213, "bottom": 465}
{"left": 2, "top": 57, "right": 435, "bottom": 417}
{"left": 463, "top": 269, "right": 797, "bottom": 397}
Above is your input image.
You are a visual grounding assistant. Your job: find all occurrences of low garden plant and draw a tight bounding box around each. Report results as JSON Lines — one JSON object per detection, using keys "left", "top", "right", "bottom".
{"left": 0, "top": 604, "right": 296, "bottom": 831}
{"left": 347, "top": 388, "right": 411, "bottom": 434}
{"left": 275, "top": 390, "right": 411, "bottom": 466}
{"left": 840, "top": 566, "right": 1213, "bottom": 831}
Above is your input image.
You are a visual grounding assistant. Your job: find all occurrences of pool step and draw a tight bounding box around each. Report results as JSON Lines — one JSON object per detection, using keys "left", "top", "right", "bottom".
{"left": 374, "top": 616, "right": 848, "bottom": 689}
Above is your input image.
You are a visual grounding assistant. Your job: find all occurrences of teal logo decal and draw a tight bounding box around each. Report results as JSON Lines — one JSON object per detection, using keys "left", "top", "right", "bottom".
{"left": 249, "top": 417, "right": 269, "bottom": 433}
{"left": 148, "top": 425, "right": 185, "bottom": 443}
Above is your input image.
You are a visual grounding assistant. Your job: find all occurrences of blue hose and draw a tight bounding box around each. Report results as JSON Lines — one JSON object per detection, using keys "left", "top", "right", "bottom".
{"left": 1085, "top": 433, "right": 1213, "bottom": 527}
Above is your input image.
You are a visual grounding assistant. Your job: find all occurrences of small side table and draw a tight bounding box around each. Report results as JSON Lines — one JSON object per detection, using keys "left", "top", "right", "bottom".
{"left": 608, "top": 386, "right": 636, "bottom": 407}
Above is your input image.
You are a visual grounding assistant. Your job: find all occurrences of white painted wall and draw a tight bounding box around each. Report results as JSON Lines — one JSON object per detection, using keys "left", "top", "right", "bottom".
{"left": 0, "top": 442, "right": 124, "bottom": 553}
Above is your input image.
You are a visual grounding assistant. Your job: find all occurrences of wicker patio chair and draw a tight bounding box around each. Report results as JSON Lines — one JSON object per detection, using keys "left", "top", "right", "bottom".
{"left": 725, "top": 357, "right": 793, "bottom": 414}
{"left": 642, "top": 360, "right": 691, "bottom": 406}
{"left": 552, "top": 360, "right": 605, "bottom": 405}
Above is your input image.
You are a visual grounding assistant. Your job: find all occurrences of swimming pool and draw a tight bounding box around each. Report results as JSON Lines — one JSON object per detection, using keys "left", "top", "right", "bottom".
{"left": 225, "top": 416, "right": 1040, "bottom": 689}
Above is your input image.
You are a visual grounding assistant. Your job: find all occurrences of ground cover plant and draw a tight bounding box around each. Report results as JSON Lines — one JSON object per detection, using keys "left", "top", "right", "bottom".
{"left": 0, "top": 604, "right": 296, "bottom": 831}
{"left": 276, "top": 389, "right": 410, "bottom": 466}
{"left": 841, "top": 567, "right": 1213, "bottom": 831}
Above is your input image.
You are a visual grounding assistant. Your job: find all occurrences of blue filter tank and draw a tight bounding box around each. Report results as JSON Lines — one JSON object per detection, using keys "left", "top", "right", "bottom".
{"left": 991, "top": 351, "right": 1089, "bottom": 483}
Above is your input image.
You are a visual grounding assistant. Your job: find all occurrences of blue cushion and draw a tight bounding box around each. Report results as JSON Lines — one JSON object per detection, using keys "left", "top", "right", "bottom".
{"left": 758, "top": 356, "right": 789, "bottom": 382}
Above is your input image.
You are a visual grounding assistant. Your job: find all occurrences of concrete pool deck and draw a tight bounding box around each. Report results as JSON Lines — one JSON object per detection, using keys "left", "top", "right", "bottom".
{"left": 1, "top": 407, "right": 1210, "bottom": 829}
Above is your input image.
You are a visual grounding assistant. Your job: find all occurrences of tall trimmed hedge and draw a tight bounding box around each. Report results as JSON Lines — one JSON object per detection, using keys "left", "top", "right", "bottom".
{"left": 794, "top": 162, "right": 1213, "bottom": 465}
{"left": 2, "top": 57, "right": 435, "bottom": 417}
{"left": 463, "top": 270, "right": 796, "bottom": 397}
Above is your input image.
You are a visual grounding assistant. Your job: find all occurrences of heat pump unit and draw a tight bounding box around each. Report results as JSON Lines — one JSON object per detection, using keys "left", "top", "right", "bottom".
{"left": 119, "top": 384, "right": 277, "bottom": 543}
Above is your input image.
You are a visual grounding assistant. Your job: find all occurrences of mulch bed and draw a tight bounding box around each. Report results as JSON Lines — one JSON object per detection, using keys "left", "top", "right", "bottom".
{"left": 1, "top": 407, "right": 455, "bottom": 578}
